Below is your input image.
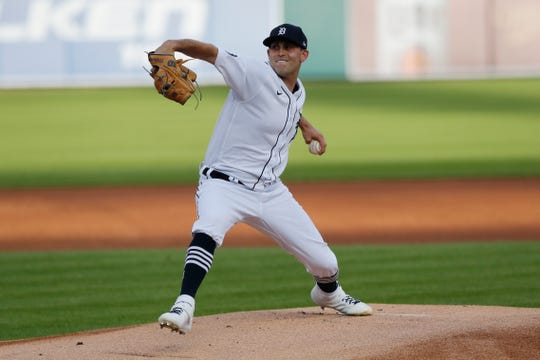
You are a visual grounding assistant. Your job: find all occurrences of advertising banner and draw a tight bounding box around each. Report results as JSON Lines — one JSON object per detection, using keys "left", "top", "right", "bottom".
{"left": 0, "top": 0, "right": 281, "bottom": 88}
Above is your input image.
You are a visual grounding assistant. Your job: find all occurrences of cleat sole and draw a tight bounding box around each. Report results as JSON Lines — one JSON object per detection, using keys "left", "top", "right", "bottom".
{"left": 159, "top": 321, "right": 186, "bottom": 334}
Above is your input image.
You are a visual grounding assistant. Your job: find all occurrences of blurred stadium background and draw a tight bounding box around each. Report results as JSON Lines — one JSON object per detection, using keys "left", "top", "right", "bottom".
{"left": 1, "top": 0, "right": 539, "bottom": 89}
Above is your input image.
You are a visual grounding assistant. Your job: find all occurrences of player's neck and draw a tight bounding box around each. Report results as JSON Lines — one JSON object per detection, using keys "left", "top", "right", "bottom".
{"left": 280, "top": 76, "right": 299, "bottom": 93}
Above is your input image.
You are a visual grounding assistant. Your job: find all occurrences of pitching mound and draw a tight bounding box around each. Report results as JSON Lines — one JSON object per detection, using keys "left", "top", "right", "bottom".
{"left": 2, "top": 304, "right": 539, "bottom": 359}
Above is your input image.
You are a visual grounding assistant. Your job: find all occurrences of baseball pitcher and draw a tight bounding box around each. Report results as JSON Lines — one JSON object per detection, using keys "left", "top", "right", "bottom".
{"left": 149, "top": 24, "right": 373, "bottom": 335}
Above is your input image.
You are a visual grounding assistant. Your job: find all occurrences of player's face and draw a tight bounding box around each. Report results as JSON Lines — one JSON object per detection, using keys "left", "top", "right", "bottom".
{"left": 267, "top": 40, "right": 309, "bottom": 79}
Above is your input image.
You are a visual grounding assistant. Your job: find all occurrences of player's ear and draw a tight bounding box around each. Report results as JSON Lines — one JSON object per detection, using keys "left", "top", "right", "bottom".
{"left": 300, "top": 49, "right": 309, "bottom": 63}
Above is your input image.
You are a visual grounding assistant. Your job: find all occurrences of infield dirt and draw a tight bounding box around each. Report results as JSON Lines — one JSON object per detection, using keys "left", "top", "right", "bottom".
{"left": 2, "top": 178, "right": 540, "bottom": 250}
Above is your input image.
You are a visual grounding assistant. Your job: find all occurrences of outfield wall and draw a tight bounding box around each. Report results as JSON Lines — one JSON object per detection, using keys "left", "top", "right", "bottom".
{"left": 1, "top": 0, "right": 539, "bottom": 88}
{"left": 284, "top": 0, "right": 540, "bottom": 80}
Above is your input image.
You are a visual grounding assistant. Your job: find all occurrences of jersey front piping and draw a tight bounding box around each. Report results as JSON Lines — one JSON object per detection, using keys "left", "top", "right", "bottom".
{"left": 252, "top": 84, "right": 298, "bottom": 190}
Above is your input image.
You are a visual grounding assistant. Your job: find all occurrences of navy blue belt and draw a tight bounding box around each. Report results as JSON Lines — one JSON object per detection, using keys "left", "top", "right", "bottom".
{"left": 202, "top": 167, "right": 245, "bottom": 186}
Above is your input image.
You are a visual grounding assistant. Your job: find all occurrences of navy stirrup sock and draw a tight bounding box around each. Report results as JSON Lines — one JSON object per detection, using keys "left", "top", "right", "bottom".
{"left": 180, "top": 233, "right": 217, "bottom": 298}
{"left": 317, "top": 281, "right": 338, "bottom": 293}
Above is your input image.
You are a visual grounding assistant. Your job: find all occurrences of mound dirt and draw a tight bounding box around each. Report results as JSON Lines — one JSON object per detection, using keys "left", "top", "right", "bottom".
{"left": 1, "top": 305, "right": 539, "bottom": 360}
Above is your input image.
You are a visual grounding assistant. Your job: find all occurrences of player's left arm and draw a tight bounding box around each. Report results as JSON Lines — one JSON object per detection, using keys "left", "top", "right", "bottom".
{"left": 298, "top": 115, "right": 327, "bottom": 155}
{"left": 154, "top": 39, "right": 218, "bottom": 64}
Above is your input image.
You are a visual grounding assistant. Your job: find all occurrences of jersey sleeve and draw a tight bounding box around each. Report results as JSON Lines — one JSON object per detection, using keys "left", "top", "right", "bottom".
{"left": 214, "top": 48, "right": 264, "bottom": 101}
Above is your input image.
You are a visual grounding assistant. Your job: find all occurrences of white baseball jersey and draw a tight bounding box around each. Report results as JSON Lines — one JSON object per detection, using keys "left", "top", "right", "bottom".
{"left": 202, "top": 48, "right": 306, "bottom": 191}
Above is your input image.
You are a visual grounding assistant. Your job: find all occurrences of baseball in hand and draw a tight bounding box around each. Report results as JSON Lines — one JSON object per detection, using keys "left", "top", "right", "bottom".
{"left": 309, "top": 140, "right": 321, "bottom": 155}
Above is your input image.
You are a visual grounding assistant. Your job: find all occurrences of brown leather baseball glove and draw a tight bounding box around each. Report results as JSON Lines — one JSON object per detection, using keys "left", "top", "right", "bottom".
{"left": 147, "top": 51, "right": 199, "bottom": 105}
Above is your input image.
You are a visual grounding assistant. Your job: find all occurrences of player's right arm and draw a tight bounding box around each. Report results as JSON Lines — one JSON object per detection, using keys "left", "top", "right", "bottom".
{"left": 299, "top": 115, "right": 327, "bottom": 155}
{"left": 154, "top": 39, "right": 218, "bottom": 65}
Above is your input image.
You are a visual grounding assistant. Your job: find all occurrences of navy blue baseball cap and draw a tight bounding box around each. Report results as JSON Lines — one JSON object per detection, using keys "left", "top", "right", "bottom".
{"left": 263, "top": 24, "right": 308, "bottom": 49}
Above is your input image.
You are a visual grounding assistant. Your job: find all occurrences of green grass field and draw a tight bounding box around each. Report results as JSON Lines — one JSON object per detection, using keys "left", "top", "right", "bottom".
{"left": 1, "top": 242, "right": 538, "bottom": 341}
{"left": 1, "top": 78, "right": 539, "bottom": 188}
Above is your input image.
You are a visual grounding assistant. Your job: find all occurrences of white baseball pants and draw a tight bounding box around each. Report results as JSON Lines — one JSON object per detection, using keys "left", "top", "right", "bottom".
{"left": 191, "top": 177, "right": 339, "bottom": 280}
